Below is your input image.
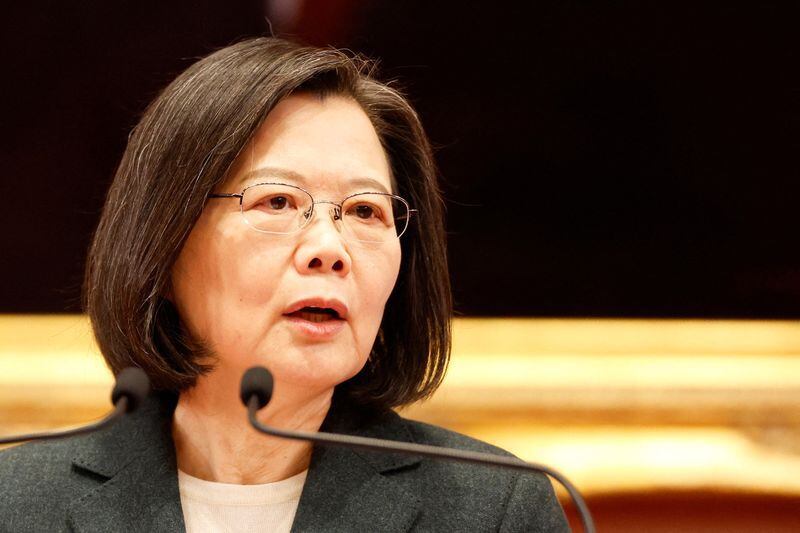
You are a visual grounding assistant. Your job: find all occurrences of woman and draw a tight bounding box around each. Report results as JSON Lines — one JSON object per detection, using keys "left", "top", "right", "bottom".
{"left": 0, "top": 38, "right": 568, "bottom": 532}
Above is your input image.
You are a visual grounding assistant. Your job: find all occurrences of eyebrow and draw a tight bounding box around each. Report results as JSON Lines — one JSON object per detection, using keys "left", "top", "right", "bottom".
{"left": 236, "top": 166, "right": 392, "bottom": 195}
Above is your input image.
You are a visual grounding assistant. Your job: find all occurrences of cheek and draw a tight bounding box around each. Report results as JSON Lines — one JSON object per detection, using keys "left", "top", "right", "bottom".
{"left": 354, "top": 243, "right": 402, "bottom": 332}
{"left": 382, "top": 245, "right": 402, "bottom": 298}
{"left": 364, "top": 243, "right": 401, "bottom": 298}
{"left": 171, "top": 222, "right": 218, "bottom": 337}
{"left": 171, "top": 221, "right": 292, "bottom": 343}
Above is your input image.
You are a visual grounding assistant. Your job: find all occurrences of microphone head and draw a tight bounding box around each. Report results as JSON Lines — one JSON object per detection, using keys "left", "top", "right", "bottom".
{"left": 111, "top": 367, "right": 151, "bottom": 413}
{"left": 240, "top": 366, "right": 274, "bottom": 410}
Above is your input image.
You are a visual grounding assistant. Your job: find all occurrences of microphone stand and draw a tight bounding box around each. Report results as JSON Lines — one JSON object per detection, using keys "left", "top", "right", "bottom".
{"left": 0, "top": 398, "right": 129, "bottom": 445}
{"left": 0, "top": 366, "right": 149, "bottom": 446}
{"left": 247, "top": 397, "right": 596, "bottom": 533}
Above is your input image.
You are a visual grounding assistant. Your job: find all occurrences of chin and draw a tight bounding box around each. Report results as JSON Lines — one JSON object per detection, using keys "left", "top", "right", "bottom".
{"left": 266, "top": 347, "right": 367, "bottom": 393}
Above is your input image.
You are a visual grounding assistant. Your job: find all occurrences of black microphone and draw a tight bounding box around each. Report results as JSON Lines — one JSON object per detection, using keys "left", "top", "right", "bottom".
{"left": 0, "top": 367, "right": 151, "bottom": 445}
{"left": 240, "top": 366, "right": 595, "bottom": 533}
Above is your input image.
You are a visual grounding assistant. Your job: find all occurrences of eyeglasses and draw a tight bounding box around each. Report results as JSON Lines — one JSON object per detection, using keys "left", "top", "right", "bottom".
{"left": 208, "top": 182, "right": 417, "bottom": 243}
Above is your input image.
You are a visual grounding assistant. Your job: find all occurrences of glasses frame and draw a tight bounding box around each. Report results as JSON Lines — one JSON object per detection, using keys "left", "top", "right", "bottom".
{"left": 208, "top": 182, "right": 418, "bottom": 242}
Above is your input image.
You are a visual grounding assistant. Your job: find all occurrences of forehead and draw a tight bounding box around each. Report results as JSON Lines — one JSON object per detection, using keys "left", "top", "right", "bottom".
{"left": 226, "top": 93, "right": 394, "bottom": 195}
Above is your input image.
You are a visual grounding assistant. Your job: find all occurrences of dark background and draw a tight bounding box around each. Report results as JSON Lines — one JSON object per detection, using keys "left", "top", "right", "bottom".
{"left": 1, "top": 2, "right": 798, "bottom": 317}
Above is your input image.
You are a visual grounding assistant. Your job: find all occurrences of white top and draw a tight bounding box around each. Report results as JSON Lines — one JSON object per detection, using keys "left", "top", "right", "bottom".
{"left": 178, "top": 469, "right": 308, "bottom": 533}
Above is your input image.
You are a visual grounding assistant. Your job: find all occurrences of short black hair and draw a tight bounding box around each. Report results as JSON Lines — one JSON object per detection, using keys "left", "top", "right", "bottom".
{"left": 84, "top": 37, "right": 451, "bottom": 410}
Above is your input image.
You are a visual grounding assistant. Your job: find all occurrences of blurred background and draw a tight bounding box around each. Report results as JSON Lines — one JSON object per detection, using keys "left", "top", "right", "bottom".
{"left": 1, "top": 2, "right": 799, "bottom": 531}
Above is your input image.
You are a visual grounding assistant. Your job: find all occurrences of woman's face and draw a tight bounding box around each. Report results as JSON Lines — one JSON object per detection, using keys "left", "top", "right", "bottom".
{"left": 171, "top": 93, "right": 401, "bottom": 397}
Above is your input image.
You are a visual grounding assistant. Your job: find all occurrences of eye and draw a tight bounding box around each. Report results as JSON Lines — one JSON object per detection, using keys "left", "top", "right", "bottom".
{"left": 353, "top": 204, "right": 377, "bottom": 219}
{"left": 253, "top": 193, "right": 298, "bottom": 213}
{"left": 342, "top": 194, "right": 394, "bottom": 226}
{"left": 345, "top": 202, "right": 385, "bottom": 223}
{"left": 268, "top": 195, "right": 289, "bottom": 210}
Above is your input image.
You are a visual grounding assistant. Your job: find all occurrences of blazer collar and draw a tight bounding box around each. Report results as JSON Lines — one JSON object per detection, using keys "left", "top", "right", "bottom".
{"left": 67, "top": 392, "right": 185, "bottom": 533}
{"left": 290, "top": 398, "right": 422, "bottom": 532}
{"left": 66, "top": 392, "right": 422, "bottom": 533}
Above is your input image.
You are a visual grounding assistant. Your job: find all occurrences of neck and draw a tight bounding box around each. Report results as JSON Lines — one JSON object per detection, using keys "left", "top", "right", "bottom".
{"left": 172, "top": 372, "right": 332, "bottom": 484}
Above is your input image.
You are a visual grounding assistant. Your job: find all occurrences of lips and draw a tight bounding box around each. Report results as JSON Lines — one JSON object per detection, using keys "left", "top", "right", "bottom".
{"left": 290, "top": 308, "right": 340, "bottom": 322}
{"left": 283, "top": 298, "right": 348, "bottom": 322}
{"left": 282, "top": 298, "right": 348, "bottom": 338}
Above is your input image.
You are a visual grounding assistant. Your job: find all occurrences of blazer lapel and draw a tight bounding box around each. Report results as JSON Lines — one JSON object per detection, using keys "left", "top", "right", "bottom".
{"left": 66, "top": 393, "right": 185, "bottom": 533}
{"left": 64, "top": 392, "right": 421, "bottom": 532}
{"left": 291, "top": 400, "right": 422, "bottom": 533}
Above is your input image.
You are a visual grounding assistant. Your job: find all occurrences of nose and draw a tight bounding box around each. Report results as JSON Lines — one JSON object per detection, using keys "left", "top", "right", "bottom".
{"left": 294, "top": 205, "right": 351, "bottom": 276}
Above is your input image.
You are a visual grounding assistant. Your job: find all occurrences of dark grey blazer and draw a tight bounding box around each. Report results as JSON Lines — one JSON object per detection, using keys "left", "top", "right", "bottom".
{"left": 0, "top": 393, "right": 568, "bottom": 532}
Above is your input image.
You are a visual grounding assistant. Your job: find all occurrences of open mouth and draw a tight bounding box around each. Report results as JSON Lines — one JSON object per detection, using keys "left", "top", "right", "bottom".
{"left": 286, "top": 306, "right": 342, "bottom": 323}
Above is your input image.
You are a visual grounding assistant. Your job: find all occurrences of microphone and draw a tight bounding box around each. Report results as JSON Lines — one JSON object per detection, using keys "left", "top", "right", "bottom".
{"left": 240, "top": 366, "right": 595, "bottom": 533}
{"left": 0, "top": 367, "right": 151, "bottom": 445}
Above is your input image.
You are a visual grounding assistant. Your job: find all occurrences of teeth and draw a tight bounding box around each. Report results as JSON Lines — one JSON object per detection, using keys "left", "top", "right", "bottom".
{"left": 298, "top": 312, "right": 332, "bottom": 323}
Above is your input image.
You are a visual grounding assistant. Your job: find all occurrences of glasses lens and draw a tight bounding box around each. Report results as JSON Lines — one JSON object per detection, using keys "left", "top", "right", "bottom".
{"left": 240, "top": 183, "right": 312, "bottom": 234}
{"left": 341, "top": 193, "right": 410, "bottom": 243}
